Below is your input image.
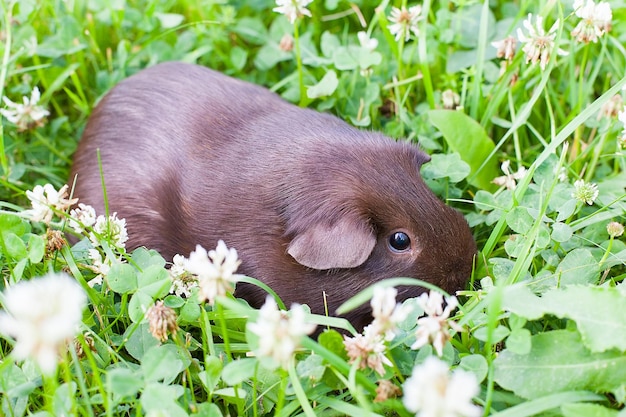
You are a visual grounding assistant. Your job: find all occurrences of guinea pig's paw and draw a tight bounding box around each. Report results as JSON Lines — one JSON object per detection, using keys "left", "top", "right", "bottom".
{"left": 287, "top": 216, "right": 375, "bottom": 270}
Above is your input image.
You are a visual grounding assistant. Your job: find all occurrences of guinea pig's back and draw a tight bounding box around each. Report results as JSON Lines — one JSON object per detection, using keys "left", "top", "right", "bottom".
{"left": 70, "top": 62, "right": 289, "bottom": 256}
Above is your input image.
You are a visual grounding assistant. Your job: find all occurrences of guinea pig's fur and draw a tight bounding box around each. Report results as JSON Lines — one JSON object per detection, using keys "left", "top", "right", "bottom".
{"left": 70, "top": 62, "right": 476, "bottom": 330}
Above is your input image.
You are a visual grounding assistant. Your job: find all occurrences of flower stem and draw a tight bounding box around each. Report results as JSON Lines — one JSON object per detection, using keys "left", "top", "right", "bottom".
{"left": 418, "top": 0, "right": 435, "bottom": 109}
{"left": 0, "top": 0, "right": 15, "bottom": 179}
{"left": 288, "top": 359, "right": 316, "bottom": 417}
{"left": 598, "top": 236, "right": 614, "bottom": 268}
{"left": 216, "top": 301, "right": 233, "bottom": 362}
{"left": 584, "top": 130, "right": 607, "bottom": 182}
{"left": 294, "top": 20, "right": 306, "bottom": 106}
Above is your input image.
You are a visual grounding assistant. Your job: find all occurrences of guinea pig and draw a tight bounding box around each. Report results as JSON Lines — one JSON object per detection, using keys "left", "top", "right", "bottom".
{"left": 70, "top": 61, "right": 476, "bottom": 330}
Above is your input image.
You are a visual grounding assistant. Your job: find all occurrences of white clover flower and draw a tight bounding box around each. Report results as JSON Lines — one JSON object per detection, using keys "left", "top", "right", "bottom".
{"left": 69, "top": 203, "right": 97, "bottom": 234}
{"left": 369, "top": 286, "right": 411, "bottom": 341}
{"left": 388, "top": 5, "right": 423, "bottom": 42}
{"left": 0, "top": 272, "right": 87, "bottom": 375}
{"left": 607, "top": 221, "right": 624, "bottom": 238}
{"left": 146, "top": 300, "right": 178, "bottom": 343}
{"left": 572, "top": 179, "right": 599, "bottom": 205}
{"left": 168, "top": 254, "right": 199, "bottom": 298}
{"left": 492, "top": 160, "right": 527, "bottom": 190}
{"left": 273, "top": 0, "right": 312, "bottom": 24}
{"left": 516, "top": 14, "right": 568, "bottom": 70}
{"left": 186, "top": 240, "right": 243, "bottom": 305}
{"left": 89, "top": 213, "right": 128, "bottom": 249}
{"left": 358, "top": 31, "right": 379, "bottom": 51}
{"left": 571, "top": 0, "right": 612, "bottom": 43}
{"left": 441, "top": 89, "right": 461, "bottom": 110}
{"left": 87, "top": 248, "right": 115, "bottom": 287}
{"left": 248, "top": 296, "right": 316, "bottom": 369}
{"left": 491, "top": 35, "right": 517, "bottom": 61}
{"left": 25, "top": 183, "right": 78, "bottom": 224}
{"left": 554, "top": 166, "right": 569, "bottom": 182}
{"left": 0, "top": 86, "right": 50, "bottom": 131}
{"left": 411, "top": 291, "right": 463, "bottom": 356}
{"left": 403, "top": 356, "right": 482, "bottom": 417}
{"left": 343, "top": 324, "right": 393, "bottom": 376}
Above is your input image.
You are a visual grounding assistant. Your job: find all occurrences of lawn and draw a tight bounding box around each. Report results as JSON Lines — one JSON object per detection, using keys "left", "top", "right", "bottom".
{"left": 0, "top": 0, "right": 625, "bottom": 416}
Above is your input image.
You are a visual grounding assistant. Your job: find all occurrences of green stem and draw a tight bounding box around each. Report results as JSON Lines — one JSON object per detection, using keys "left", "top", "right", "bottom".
{"left": 0, "top": 0, "right": 16, "bottom": 178}
{"left": 584, "top": 130, "right": 608, "bottom": 182}
{"left": 288, "top": 359, "right": 316, "bottom": 417}
{"left": 294, "top": 20, "right": 306, "bottom": 106}
{"left": 201, "top": 307, "right": 216, "bottom": 358}
{"left": 598, "top": 236, "right": 614, "bottom": 268}
{"left": 216, "top": 301, "right": 233, "bottom": 362}
{"left": 274, "top": 370, "right": 287, "bottom": 416}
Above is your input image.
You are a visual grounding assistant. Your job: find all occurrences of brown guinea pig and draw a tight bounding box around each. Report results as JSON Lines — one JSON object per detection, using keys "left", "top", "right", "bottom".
{"left": 70, "top": 61, "right": 476, "bottom": 330}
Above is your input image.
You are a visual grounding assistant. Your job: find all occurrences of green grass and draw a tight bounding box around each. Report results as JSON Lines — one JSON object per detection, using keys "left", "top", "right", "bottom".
{"left": 1, "top": 0, "right": 625, "bottom": 416}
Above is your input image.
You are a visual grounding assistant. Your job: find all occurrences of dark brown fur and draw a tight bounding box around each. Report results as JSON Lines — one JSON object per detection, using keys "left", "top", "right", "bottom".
{"left": 70, "top": 62, "right": 476, "bottom": 330}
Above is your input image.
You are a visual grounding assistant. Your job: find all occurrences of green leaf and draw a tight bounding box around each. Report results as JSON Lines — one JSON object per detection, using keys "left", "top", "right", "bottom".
{"left": 506, "top": 207, "right": 534, "bottom": 235}
{"left": 232, "top": 17, "right": 268, "bottom": 45}
{"left": 317, "top": 397, "right": 381, "bottom": 417}
{"left": 27, "top": 234, "right": 45, "bottom": 264}
{"left": 199, "top": 355, "right": 223, "bottom": 393}
{"left": 164, "top": 295, "right": 185, "bottom": 308}
{"left": 154, "top": 12, "right": 184, "bottom": 29}
{"left": 561, "top": 403, "right": 619, "bottom": 417}
{"left": 557, "top": 248, "right": 600, "bottom": 286}
{"left": 506, "top": 328, "right": 532, "bottom": 355}
{"left": 501, "top": 285, "right": 544, "bottom": 319}
{"left": 542, "top": 286, "right": 626, "bottom": 353}
{"left": 488, "top": 391, "right": 604, "bottom": 417}
{"left": 556, "top": 199, "right": 578, "bottom": 222}
{"left": 137, "top": 265, "right": 171, "bottom": 298}
{"left": 52, "top": 382, "right": 76, "bottom": 417}
{"left": 473, "top": 324, "right": 510, "bottom": 343}
{"left": 221, "top": 358, "right": 257, "bottom": 385}
{"left": 494, "top": 330, "right": 626, "bottom": 400}
{"left": 428, "top": 109, "right": 499, "bottom": 190}
{"left": 421, "top": 152, "right": 471, "bottom": 183}
{"left": 140, "top": 382, "right": 186, "bottom": 417}
{"left": 459, "top": 354, "right": 488, "bottom": 383}
{"left": 124, "top": 322, "right": 160, "bottom": 361}
{"left": 503, "top": 285, "right": 626, "bottom": 352}
{"left": 3, "top": 232, "right": 27, "bottom": 260}
{"left": 191, "top": 403, "right": 223, "bottom": 417}
{"left": 128, "top": 291, "right": 154, "bottom": 323}
{"left": 131, "top": 247, "right": 166, "bottom": 270}
{"left": 254, "top": 43, "right": 291, "bottom": 70}
{"left": 331, "top": 45, "right": 381, "bottom": 70}
{"left": 179, "top": 299, "right": 201, "bottom": 323}
{"left": 106, "top": 263, "right": 138, "bottom": 294}
{"left": 318, "top": 330, "right": 348, "bottom": 360}
{"left": 213, "top": 387, "right": 246, "bottom": 407}
{"left": 296, "top": 354, "right": 326, "bottom": 383}
{"left": 0, "top": 363, "right": 37, "bottom": 398}
{"left": 229, "top": 46, "right": 248, "bottom": 71}
{"left": 320, "top": 31, "right": 340, "bottom": 58}
{"left": 307, "top": 70, "right": 338, "bottom": 99}
{"left": 141, "top": 344, "right": 187, "bottom": 384}
{"left": 0, "top": 213, "right": 29, "bottom": 236}
{"left": 107, "top": 367, "right": 143, "bottom": 399}
{"left": 551, "top": 222, "right": 573, "bottom": 242}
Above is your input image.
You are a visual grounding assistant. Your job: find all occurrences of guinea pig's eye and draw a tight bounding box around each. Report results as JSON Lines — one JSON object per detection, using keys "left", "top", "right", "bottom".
{"left": 388, "top": 231, "right": 411, "bottom": 252}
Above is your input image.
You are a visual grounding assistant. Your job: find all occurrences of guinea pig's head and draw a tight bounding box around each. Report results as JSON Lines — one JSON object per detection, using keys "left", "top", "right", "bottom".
{"left": 282, "top": 136, "right": 476, "bottom": 329}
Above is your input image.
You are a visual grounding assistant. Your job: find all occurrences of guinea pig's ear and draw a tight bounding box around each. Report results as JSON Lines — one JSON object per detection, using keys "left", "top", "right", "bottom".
{"left": 287, "top": 216, "right": 376, "bottom": 270}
